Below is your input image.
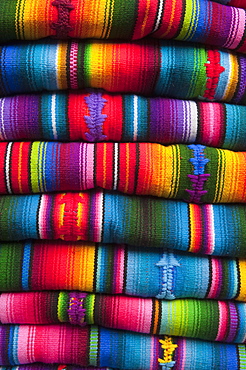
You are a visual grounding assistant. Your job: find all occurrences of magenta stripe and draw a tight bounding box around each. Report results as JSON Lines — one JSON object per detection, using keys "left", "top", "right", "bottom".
{"left": 207, "top": 258, "right": 222, "bottom": 299}
{"left": 70, "top": 41, "right": 79, "bottom": 89}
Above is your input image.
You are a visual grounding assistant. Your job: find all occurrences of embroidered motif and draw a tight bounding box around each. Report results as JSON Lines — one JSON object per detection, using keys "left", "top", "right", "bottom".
{"left": 186, "top": 144, "right": 210, "bottom": 203}
{"left": 84, "top": 92, "right": 107, "bottom": 141}
{"left": 51, "top": 0, "right": 75, "bottom": 39}
{"left": 58, "top": 193, "right": 84, "bottom": 241}
{"left": 203, "top": 50, "right": 225, "bottom": 100}
{"left": 68, "top": 292, "right": 87, "bottom": 326}
{"left": 158, "top": 336, "right": 177, "bottom": 368}
{"left": 156, "top": 251, "right": 180, "bottom": 300}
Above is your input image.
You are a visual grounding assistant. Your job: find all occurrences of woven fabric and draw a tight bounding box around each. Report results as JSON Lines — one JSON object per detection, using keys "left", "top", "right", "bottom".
{"left": 0, "top": 367, "right": 111, "bottom": 370}
{"left": 0, "top": 324, "right": 245, "bottom": 369}
{"left": 1, "top": 241, "right": 246, "bottom": 301}
{"left": 1, "top": 39, "right": 246, "bottom": 105}
{"left": 0, "top": 190, "right": 245, "bottom": 256}
{"left": 0, "top": 0, "right": 246, "bottom": 54}
{"left": 1, "top": 92, "right": 246, "bottom": 151}
{"left": 0, "top": 324, "right": 160, "bottom": 369}
{"left": 213, "top": 0, "right": 246, "bottom": 9}
{"left": 1, "top": 141, "right": 246, "bottom": 203}
{"left": 1, "top": 291, "right": 246, "bottom": 343}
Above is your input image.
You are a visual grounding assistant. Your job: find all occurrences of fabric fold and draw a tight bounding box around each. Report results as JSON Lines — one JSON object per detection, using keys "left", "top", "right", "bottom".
{"left": 0, "top": 367, "right": 111, "bottom": 370}
{"left": 1, "top": 92, "right": 246, "bottom": 150}
{"left": 0, "top": 324, "right": 245, "bottom": 369}
{"left": 0, "top": 190, "right": 245, "bottom": 256}
{"left": 0, "top": 0, "right": 246, "bottom": 54}
{"left": 1, "top": 291, "right": 246, "bottom": 343}
{"left": 1, "top": 39, "right": 246, "bottom": 105}
{"left": 1, "top": 141, "right": 246, "bottom": 203}
{"left": 1, "top": 241, "right": 246, "bottom": 301}
{"left": 213, "top": 0, "right": 246, "bottom": 9}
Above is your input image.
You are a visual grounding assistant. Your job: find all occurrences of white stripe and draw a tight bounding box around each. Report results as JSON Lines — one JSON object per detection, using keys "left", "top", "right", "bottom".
{"left": 188, "top": 101, "right": 198, "bottom": 142}
{"left": 0, "top": 98, "right": 6, "bottom": 140}
{"left": 51, "top": 94, "right": 58, "bottom": 140}
{"left": 152, "top": 0, "right": 164, "bottom": 33}
{"left": 113, "top": 143, "right": 118, "bottom": 190}
{"left": 86, "top": 143, "right": 95, "bottom": 189}
{"left": 5, "top": 142, "right": 13, "bottom": 194}
{"left": 222, "top": 53, "right": 233, "bottom": 101}
{"left": 223, "top": 8, "right": 245, "bottom": 49}
{"left": 133, "top": 95, "right": 138, "bottom": 141}
{"left": 182, "top": 101, "right": 189, "bottom": 142}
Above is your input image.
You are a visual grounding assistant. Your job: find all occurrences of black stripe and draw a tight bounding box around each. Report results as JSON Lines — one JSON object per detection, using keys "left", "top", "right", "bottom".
{"left": 93, "top": 243, "right": 99, "bottom": 293}
{"left": 205, "top": 255, "right": 213, "bottom": 298}
{"left": 122, "top": 244, "right": 128, "bottom": 294}
{"left": 3, "top": 142, "right": 11, "bottom": 194}
{"left": 234, "top": 258, "right": 241, "bottom": 299}
{"left": 152, "top": 0, "right": 165, "bottom": 34}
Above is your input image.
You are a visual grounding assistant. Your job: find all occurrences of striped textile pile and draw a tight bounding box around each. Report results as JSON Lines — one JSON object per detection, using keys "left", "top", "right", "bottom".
{"left": 1, "top": 0, "right": 246, "bottom": 369}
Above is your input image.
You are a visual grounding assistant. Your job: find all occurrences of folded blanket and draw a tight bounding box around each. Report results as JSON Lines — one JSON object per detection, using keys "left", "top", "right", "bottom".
{"left": 1, "top": 39, "right": 245, "bottom": 105}
{"left": 213, "top": 0, "right": 246, "bottom": 9}
{"left": 1, "top": 92, "right": 246, "bottom": 151}
{"left": 0, "top": 367, "right": 110, "bottom": 370}
{"left": 2, "top": 141, "right": 246, "bottom": 203}
{"left": 1, "top": 291, "right": 246, "bottom": 343}
{"left": 0, "top": 0, "right": 246, "bottom": 54}
{"left": 0, "top": 324, "right": 245, "bottom": 369}
{"left": 0, "top": 190, "right": 245, "bottom": 256}
{"left": 1, "top": 241, "right": 246, "bottom": 301}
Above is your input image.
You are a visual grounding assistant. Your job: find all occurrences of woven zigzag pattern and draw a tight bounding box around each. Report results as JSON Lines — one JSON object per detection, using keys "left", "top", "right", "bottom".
{"left": 0, "top": 324, "right": 246, "bottom": 369}
{"left": 1, "top": 92, "right": 246, "bottom": 150}
{"left": 1, "top": 141, "right": 246, "bottom": 203}
{"left": 1, "top": 241, "right": 246, "bottom": 301}
{"left": 0, "top": 190, "right": 246, "bottom": 256}
{"left": 1, "top": 291, "right": 246, "bottom": 343}
{"left": 1, "top": 39, "right": 246, "bottom": 105}
{"left": 0, "top": 0, "right": 246, "bottom": 53}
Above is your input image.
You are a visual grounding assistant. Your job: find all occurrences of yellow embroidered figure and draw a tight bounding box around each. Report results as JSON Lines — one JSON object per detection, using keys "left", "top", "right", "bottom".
{"left": 158, "top": 336, "right": 178, "bottom": 368}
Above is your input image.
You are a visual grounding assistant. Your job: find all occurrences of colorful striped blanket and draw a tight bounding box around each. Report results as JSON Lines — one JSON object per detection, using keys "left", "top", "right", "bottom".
{"left": 0, "top": 191, "right": 246, "bottom": 256}
{"left": 1, "top": 241, "right": 246, "bottom": 301}
{"left": 1, "top": 291, "right": 246, "bottom": 343}
{"left": 1, "top": 142, "right": 246, "bottom": 203}
{"left": 0, "top": 324, "right": 246, "bottom": 369}
{"left": 0, "top": 0, "right": 246, "bottom": 54}
{"left": 1, "top": 92, "right": 246, "bottom": 150}
{"left": 1, "top": 39, "right": 245, "bottom": 104}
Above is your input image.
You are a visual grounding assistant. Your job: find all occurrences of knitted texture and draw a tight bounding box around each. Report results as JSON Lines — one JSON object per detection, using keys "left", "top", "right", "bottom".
{"left": 1, "top": 241, "right": 246, "bottom": 300}
{"left": 213, "top": 0, "right": 246, "bottom": 8}
{"left": 1, "top": 92, "right": 246, "bottom": 150}
{"left": 0, "top": 0, "right": 246, "bottom": 54}
{"left": 2, "top": 291, "right": 246, "bottom": 343}
{"left": 0, "top": 324, "right": 246, "bottom": 369}
{"left": 0, "top": 190, "right": 246, "bottom": 256}
{"left": 0, "top": 367, "right": 111, "bottom": 370}
{"left": 2, "top": 39, "right": 246, "bottom": 105}
{"left": 0, "top": 324, "right": 160, "bottom": 369}
{"left": 2, "top": 141, "right": 246, "bottom": 203}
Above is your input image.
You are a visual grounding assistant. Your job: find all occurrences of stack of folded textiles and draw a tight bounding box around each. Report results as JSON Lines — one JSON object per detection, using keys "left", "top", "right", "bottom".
{"left": 1, "top": 0, "right": 246, "bottom": 369}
